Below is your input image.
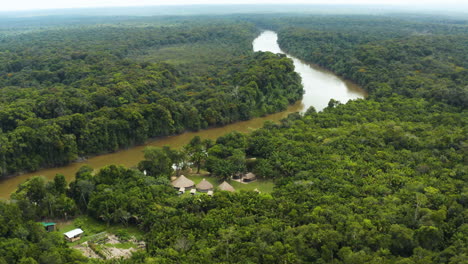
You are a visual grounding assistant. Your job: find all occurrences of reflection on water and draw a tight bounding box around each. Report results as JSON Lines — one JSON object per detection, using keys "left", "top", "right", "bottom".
{"left": 253, "top": 30, "right": 366, "bottom": 112}
{"left": 0, "top": 31, "right": 366, "bottom": 198}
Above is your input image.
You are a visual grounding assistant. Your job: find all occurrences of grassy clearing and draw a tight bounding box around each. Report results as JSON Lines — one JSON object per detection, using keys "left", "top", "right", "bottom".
{"left": 57, "top": 222, "right": 76, "bottom": 236}
{"left": 230, "top": 180, "right": 275, "bottom": 193}
{"left": 185, "top": 173, "right": 275, "bottom": 194}
{"left": 186, "top": 174, "right": 220, "bottom": 186}
{"left": 56, "top": 215, "right": 143, "bottom": 245}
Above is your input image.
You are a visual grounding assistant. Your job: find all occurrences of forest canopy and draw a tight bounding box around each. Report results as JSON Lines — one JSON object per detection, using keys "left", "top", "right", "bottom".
{"left": 0, "top": 13, "right": 467, "bottom": 264}
{"left": 0, "top": 19, "right": 302, "bottom": 177}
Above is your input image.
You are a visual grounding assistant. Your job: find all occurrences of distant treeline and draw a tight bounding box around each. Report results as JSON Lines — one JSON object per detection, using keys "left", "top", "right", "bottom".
{"left": 267, "top": 16, "right": 468, "bottom": 107}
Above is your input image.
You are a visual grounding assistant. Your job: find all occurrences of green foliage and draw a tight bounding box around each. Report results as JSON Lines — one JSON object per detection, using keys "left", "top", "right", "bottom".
{"left": 204, "top": 132, "right": 249, "bottom": 180}
{"left": 184, "top": 136, "right": 210, "bottom": 174}
{"left": 0, "top": 202, "right": 86, "bottom": 263}
{"left": 0, "top": 19, "right": 302, "bottom": 178}
{"left": 274, "top": 17, "right": 468, "bottom": 108}
{"left": 2, "top": 13, "right": 467, "bottom": 264}
{"left": 137, "top": 147, "right": 174, "bottom": 177}
{"left": 11, "top": 175, "right": 77, "bottom": 219}
{"left": 69, "top": 165, "right": 176, "bottom": 226}
{"left": 130, "top": 14, "right": 467, "bottom": 263}
{"left": 115, "top": 229, "right": 131, "bottom": 242}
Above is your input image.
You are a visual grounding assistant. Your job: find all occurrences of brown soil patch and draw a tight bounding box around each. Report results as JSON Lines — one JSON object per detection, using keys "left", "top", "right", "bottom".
{"left": 73, "top": 233, "right": 145, "bottom": 260}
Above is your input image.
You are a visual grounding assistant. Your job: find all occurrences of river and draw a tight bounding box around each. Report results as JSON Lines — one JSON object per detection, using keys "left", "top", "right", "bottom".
{"left": 0, "top": 30, "right": 367, "bottom": 199}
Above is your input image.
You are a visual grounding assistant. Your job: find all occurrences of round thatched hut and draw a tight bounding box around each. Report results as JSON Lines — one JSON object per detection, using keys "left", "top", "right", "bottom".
{"left": 218, "top": 181, "right": 235, "bottom": 192}
{"left": 171, "top": 175, "right": 195, "bottom": 189}
{"left": 196, "top": 178, "right": 214, "bottom": 192}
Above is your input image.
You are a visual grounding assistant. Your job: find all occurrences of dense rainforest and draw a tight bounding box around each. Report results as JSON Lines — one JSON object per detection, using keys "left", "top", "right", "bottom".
{"left": 0, "top": 18, "right": 302, "bottom": 176}
{"left": 256, "top": 15, "right": 468, "bottom": 107}
{"left": 1, "top": 13, "right": 467, "bottom": 264}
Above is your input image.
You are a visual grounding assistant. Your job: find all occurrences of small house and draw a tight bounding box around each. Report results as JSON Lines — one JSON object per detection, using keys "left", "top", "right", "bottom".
{"left": 243, "top": 172, "right": 256, "bottom": 182}
{"left": 64, "top": 228, "right": 83, "bottom": 242}
{"left": 207, "top": 190, "right": 214, "bottom": 196}
{"left": 232, "top": 173, "right": 243, "bottom": 180}
{"left": 196, "top": 178, "right": 214, "bottom": 192}
{"left": 218, "top": 181, "right": 235, "bottom": 192}
{"left": 171, "top": 175, "right": 195, "bottom": 190}
{"left": 41, "top": 222, "right": 56, "bottom": 232}
{"left": 190, "top": 188, "right": 196, "bottom": 195}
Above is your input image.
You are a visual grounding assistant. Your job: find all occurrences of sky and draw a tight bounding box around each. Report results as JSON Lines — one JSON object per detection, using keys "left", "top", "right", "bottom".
{"left": 0, "top": 0, "right": 464, "bottom": 12}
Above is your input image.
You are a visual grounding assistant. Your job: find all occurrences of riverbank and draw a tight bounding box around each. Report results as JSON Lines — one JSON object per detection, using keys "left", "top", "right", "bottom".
{"left": 0, "top": 30, "right": 366, "bottom": 199}
{"left": 0, "top": 102, "right": 301, "bottom": 199}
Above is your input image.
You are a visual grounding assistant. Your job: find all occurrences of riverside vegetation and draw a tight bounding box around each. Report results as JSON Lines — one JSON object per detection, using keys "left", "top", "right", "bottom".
{"left": 0, "top": 19, "right": 302, "bottom": 177}
{"left": 0, "top": 13, "right": 467, "bottom": 264}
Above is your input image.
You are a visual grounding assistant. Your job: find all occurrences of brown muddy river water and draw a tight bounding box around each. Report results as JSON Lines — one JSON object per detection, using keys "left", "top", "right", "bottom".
{"left": 0, "top": 30, "right": 367, "bottom": 198}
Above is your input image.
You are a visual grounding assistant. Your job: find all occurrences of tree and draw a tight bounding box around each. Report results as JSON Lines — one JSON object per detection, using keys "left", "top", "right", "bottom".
{"left": 415, "top": 226, "right": 444, "bottom": 251}
{"left": 389, "top": 224, "right": 415, "bottom": 256}
{"left": 52, "top": 174, "right": 67, "bottom": 195}
{"left": 138, "top": 147, "right": 174, "bottom": 177}
{"left": 227, "top": 149, "right": 246, "bottom": 176}
{"left": 185, "top": 136, "right": 208, "bottom": 174}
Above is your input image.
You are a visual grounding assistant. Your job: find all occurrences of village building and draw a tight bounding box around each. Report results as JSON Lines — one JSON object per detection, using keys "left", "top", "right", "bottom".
{"left": 243, "top": 172, "right": 257, "bottom": 182}
{"left": 41, "top": 222, "right": 56, "bottom": 232}
{"left": 64, "top": 228, "right": 84, "bottom": 242}
{"left": 196, "top": 178, "right": 214, "bottom": 192}
{"left": 171, "top": 175, "right": 195, "bottom": 189}
{"left": 232, "top": 173, "right": 243, "bottom": 180}
{"left": 218, "top": 181, "right": 235, "bottom": 192}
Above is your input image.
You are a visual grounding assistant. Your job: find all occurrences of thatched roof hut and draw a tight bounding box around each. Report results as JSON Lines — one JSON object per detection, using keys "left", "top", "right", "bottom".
{"left": 196, "top": 178, "right": 214, "bottom": 192}
{"left": 243, "top": 172, "right": 256, "bottom": 182}
{"left": 218, "top": 181, "right": 235, "bottom": 192}
{"left": 171, "top": 175, "right": 195, "bottom": 189}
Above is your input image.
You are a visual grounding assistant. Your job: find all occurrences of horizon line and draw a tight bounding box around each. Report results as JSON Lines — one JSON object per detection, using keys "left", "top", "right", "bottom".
{"left": 1, "top": 3, "right": 466, "bottom": 14}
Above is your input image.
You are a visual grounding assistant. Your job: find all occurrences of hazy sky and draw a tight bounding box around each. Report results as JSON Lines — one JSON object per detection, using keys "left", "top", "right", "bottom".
{"left": 0, "top": 0, "right": 463, "bottom": 12}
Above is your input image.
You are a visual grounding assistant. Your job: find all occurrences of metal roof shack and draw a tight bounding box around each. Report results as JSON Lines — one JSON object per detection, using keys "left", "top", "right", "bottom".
{"left": 41, "top": 222, "right": 56, "bottom": 232}
{"left": 64, "top": 228, "right": 83, "bottom": 242}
